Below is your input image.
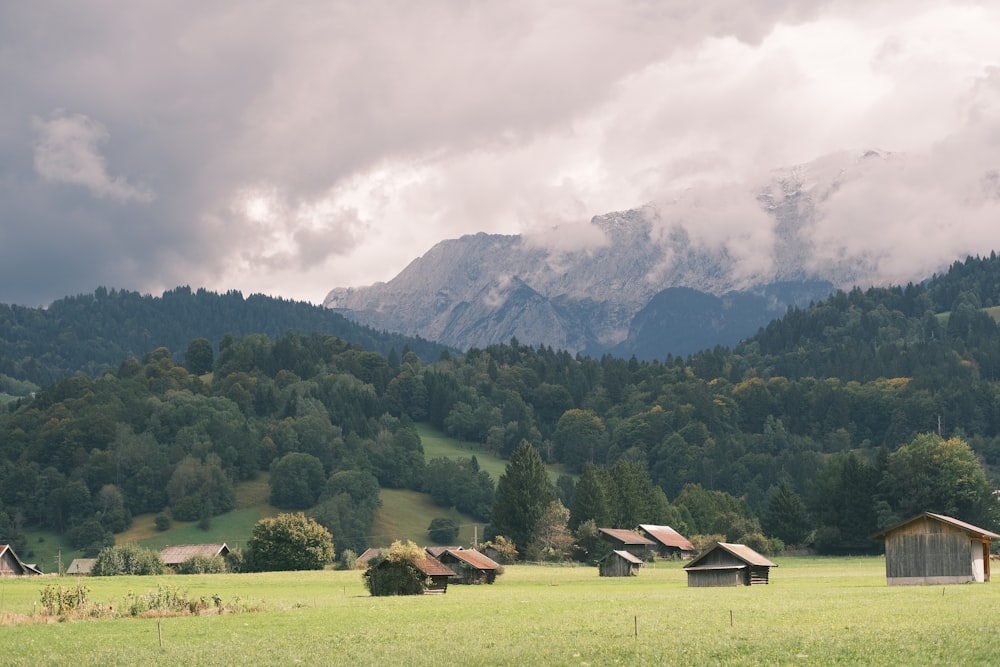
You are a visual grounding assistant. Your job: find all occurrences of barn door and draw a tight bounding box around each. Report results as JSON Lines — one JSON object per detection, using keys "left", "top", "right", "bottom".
{"left": 971, "top": 539, "right": 986, "bottom": 582}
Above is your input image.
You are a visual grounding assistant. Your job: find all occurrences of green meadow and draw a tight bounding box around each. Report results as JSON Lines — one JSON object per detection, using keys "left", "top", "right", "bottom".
{"left": 2, "top": 556, "right": 999, "bottom": 666}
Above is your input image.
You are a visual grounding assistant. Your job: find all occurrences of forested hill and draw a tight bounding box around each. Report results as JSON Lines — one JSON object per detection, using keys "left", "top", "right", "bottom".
{"left": 3, "top": 254, "right": 1000, "bottom": 563}
{"left": 0, "top": 286, "right": 451, "bottom": 392}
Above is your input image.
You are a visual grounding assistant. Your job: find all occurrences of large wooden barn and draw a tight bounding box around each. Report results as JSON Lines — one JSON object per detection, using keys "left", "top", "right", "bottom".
{"left": 871, "top": 512, "right": 999, "bottom": 586}
{"left": 684, "top": 542, "right": 777, "bottom": 587}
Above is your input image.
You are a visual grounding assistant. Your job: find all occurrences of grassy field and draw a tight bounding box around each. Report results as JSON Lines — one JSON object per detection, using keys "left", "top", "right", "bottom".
{"left": 2, "top": 556, "right": 999, "bottom": 665}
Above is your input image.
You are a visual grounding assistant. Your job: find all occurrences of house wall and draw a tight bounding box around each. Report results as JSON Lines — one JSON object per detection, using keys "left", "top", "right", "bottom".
{"left": 884, "top": 517, "right": 976, "bottom": 585}
{"left": 686, "top": 569, "right": 742, "bottom": 587}
{"left": 600, "top": 557, "right": 637, "bottom": 577}
{"left": 0, "top": 551, "right": 25, "bottom": 576}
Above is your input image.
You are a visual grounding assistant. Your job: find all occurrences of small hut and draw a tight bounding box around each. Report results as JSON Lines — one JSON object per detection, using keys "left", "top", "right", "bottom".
{"left": 436, "top": 548, "right": 501, "bottom": 584}
{"left": 871, "top": 512, "right": 999, "bottom": 586}
{"left": 639, "top": 524, "right": 695, "bottom": 559}
{"left": 684, "top": 542, "right": 777, "bottom": 587}
{"left": 598, "top": 528, "right": 656, "bottom": 559}
{"left": 414, "top": 557, "right": 457, "bottom": 594}
{"left": 66, "top": 558, "right": 97, "bottom": 576}
{"left": 0, "top": 544, "right": 40, "bottom": 577}
{"left": 599, "top": 550, "right": 645, "bottom": 577}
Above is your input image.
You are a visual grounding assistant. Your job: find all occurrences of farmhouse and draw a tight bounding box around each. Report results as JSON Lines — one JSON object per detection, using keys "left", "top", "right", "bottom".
{"left": 160, "top": 543, "right": 230, "bottom": 568}
{"left": 599, "top": 549, "right": 645, "bottom": 577}
{"left": 639, "top": 524, "right": 695, "bottom": 559}
{"left": 684, "top": 542, "right": 777, "bottom": 587}
{"left": 870, "top": 512, "right": 999, "bottom": 586}
{"left": 0, "top": 544, "right": 41, "bottom": 576}
{"left": 598, "top": 528, "right": 655, "bottom": 559}
{"left": 436, "top": 547, "right": 501, "bottom": 584}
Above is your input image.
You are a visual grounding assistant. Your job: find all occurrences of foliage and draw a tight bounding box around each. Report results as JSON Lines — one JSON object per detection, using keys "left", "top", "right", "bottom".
{"left": 245, "top": 512, "right": 336, "bottom": 572}
{"left": 39, "top": 584, "right": 89, "bottom": 615}
{"left": 362, "top": 539, "right": 429, "bottom": 596}
{"left": 422, "top": 456, "right": 494, "bottom": 520}
{"left": 525, "top": 500, "right": 574, "bottom": 562}
{"left": 269, "top": 452, "right": 326, "bottom": 509}
{"left": 427, "top": 517, "right": 460, "bottom": 544}
{"left": 91, "top": 543, "right": 165, "bottom": 576}
{"left": 174, "top": 555, "right": 228, "bottom": 574}
{"left": 479, "top": 535, "right": 519, "bottom": 564}
{"left": 489, "top": 441, "right": 555, "bottom": 557}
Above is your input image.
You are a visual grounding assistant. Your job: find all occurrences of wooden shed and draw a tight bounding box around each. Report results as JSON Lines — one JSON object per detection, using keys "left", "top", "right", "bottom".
{"left": 66, "top": 558, "right": 97, "bottom": 576}
{"left": 414, "top": 557, "right": 457, "bottom": 594}
{"left": 436, "top": 548, "right": 501, "bottom": 584}
{"left": 870, "top": 512, "right": 999, "bottom": 586}
{"left": 599, "top": 549, "right": 645, "bottom": 577}
{"left": 598, "top": 528, "right": 656, "bottom": 559}
{"left": 684, "top": 542, "right": 777, "bottom": 587}
{"left": 0, "top": 544, "right": 41, "bottom": 577}
{"left": 639, "top": 524, "right": 695, "bottom": 559}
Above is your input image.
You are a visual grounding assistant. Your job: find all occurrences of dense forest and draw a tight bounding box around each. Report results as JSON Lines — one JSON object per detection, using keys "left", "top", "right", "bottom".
{"left": 3, "top": 254, "right": 1000, "bottom": 561}
{"left": 0, "top": 286, "right": 450, "bottom": 391}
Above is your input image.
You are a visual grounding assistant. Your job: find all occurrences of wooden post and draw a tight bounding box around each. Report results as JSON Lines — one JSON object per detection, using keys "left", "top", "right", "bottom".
{"left": 634, "top": 615, "right": 638, "bottom": 639}
{"left": 730, "top": 610, "right": 734, "bottom": 627}
{"left": 158, "top": 619, "right": 163, "bottom": 648}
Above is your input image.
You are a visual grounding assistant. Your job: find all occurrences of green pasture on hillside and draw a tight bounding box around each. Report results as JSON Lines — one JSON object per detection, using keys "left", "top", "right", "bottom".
{"left": 2, "top": 557, "right": 999, "bottom": 666}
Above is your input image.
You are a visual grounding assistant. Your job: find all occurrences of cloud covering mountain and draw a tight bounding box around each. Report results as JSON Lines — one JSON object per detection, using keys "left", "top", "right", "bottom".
{"left": 1, "top": 2, "right": 998, "bottom": 308}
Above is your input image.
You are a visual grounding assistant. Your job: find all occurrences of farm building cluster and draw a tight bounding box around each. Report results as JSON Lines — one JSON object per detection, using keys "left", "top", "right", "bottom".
{"left": 359, "top": 545, "right": 503, "bottom": 594}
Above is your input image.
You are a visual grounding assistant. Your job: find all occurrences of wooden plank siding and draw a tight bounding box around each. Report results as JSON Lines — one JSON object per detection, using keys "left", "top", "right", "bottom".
{"left": 876, "top": 513, "right": 997, "bottom": 586}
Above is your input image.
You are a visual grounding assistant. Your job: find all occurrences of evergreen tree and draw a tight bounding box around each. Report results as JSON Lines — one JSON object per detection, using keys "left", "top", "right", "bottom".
{"left": 569, "top": 464, "right": 610, "bottom": 530}
{"left": 489, "top": 440, "right": 555, "bottom": 556}
{"left": 762, "top": 479, "right": 811, "bottom": 545}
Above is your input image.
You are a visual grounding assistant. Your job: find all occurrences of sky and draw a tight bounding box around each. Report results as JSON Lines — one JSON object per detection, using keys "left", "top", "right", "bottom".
{"left": 2, "top": 1, "right": 999, "bottom": 307}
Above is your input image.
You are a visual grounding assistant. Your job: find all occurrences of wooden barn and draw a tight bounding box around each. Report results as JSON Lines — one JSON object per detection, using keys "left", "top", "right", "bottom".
{"left": 160, "top": 543, "right": 230, "bottom": 568}
{"left": 436, "top": 548, "right": 501, "bottom": 584}
{"left": 684, "top": 542, "right": 777, "bottom": 587}
{"left": 599, "top": 549, "right": 645, "bottom": 577}
{"left": 66, "top": 558, "right": 96, "bottom": 576}
{"left": 639, "top": 524, "right": 695, "bottom": 559}
{"left": 0, "top": 544, "right": 41, "bottom": 577}
{"left": 870, "top": 512, "right": 999, "bottom": 586}
{"left": 598, "top": 528, "right": 656, "bottom": 559}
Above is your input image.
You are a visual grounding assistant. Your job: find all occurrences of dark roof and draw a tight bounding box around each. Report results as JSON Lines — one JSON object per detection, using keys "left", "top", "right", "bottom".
{"left": 66, "top": 558, "right": 97, "bottom": 575}
{"left": 610, "top": 549, "right": 645, "bottom": 565}
{"left": 414, "top": 557, "right": 456, "bottom": 577}
{"left": 440, "top": 548, "right": 500, "bottom": 570}
{"left": 639, "top": 524, "right": 694, "bottom": 551}
{"left": 871, "top": 512, "right": 1000, "bottom": 540}
{"left": 160, "top": 543, "right": 229, "bottom": 565}
{"left": 685, "top": 542, "right": 777, "bottom": 569}
{"left": 598, "top": 528, "right": 656, "bottom": 546}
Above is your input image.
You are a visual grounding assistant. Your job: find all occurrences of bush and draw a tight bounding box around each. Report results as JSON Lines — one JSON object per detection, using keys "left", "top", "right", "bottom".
{"left": 427, "top": 517, "right": 459, "bottom": 544}
{"left": 92, "top": 543, "right": 165, "bottom": 576}
{"left": 363, "top": 540, "right": 427, "bottom": 596}
{"left": 245, "top": 512, "right": 335, "bottom": 571}
{"left": 175, "top": 555, "right": 227, "bottom": 574}
{"left": 154, "top": 514, "right": 171, "bottom": 531}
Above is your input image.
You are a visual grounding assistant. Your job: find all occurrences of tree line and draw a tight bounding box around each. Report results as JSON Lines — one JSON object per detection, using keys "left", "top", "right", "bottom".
{"left": 3, "top": 254, "right": 1000, "bottom": 560}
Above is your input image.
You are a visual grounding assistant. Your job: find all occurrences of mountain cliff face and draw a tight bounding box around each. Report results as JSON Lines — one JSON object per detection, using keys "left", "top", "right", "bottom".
{"left": 323, "top": 151, "right": 929, "bottom": 358}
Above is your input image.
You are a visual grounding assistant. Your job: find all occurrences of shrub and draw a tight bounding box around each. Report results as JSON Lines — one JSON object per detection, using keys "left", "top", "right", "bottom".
{"left": 175, "top": 555, "right": 227, "bottom": 574}
{"left": 427, "top": 517, "right": 459, "bottom": 544}
{"left": 154, "top": 514, "right": 171, "bottom": 531}
{"left": 363, "top": 540, "right": 427, "bottom": 596}
{"left": 92, "top": 543, "right": 165, "bottom": 576}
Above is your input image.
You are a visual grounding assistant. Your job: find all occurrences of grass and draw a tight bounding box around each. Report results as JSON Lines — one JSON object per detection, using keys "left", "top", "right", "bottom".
{"left": 1, "top": 556, "right": 999, "bottom": 665}
{"left": 371, "top": 489, "right": 487, "bottom": 547}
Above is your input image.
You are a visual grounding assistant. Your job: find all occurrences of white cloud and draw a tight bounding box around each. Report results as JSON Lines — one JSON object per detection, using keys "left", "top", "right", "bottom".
{"left": 32, "top": 111, "right": 154, "bottom": 203}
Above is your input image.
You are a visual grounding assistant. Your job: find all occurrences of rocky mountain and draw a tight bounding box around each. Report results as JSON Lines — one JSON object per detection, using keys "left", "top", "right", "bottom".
{"left": 323, "top": 150, "right": 935, "bottom": 358}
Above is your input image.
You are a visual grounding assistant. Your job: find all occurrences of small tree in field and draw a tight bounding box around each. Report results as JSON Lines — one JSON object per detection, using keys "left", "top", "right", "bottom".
{"left": 427, "top": 517, "right": 460, "bottom": 544}
{"left": 245, "top": 512, "right": 335, "bottom": 571}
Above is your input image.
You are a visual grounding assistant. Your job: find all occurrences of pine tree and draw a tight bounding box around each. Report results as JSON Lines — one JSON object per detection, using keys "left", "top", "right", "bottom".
{"left": 489, "top": 440, "right": 555, "bottom": 556}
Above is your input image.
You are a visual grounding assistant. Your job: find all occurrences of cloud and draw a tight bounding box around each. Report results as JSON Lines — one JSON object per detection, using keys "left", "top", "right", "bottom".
{"left": 32, "top": 111, "right": 154, "bottom": 203}
{"left": 1, "top": 1, "right": 999, "bottom": 307}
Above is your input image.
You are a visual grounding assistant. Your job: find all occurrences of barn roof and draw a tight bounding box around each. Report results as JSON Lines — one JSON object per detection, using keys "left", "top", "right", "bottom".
{"left": 598, "top": 528, "right": 656, "bottom": 546}
{"left": 414, "top": 557, "right": 456, "bottom": 577}
{"left": 357, "top": 548, "right": 383, "bottom": 564}
{"left": 425, "top": 546, "right": 461, "bottom": 558}
{"left": 685, "top": 542, "right": 777, "bottom": 569}
{"left": 66, "top": 558, "right": 97, "bottom": 575}
{"left": 870, "top": 512, "right": 1000, "bottom": 540}
{"left": 639, "top": 524, "right": 694, "bottom": 551}
{"left": 160, "top": 543, "right": 230, "bottom": 565}
{"left": 440, "top": 548, "right": 500, "bottom": 570}
{"left": 610, "top": 549, "right": 645, "bottom": 565}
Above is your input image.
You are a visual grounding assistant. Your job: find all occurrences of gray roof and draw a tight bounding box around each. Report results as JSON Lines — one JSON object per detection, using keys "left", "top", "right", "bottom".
{"left": 685, "top": 542, "right": 777, "bottom": 569}
{"left": 160, "top": 543, "right": 230, "bottom": 565}
{"left": 871, "top": 512, "right": 1000, "bottom": 540}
